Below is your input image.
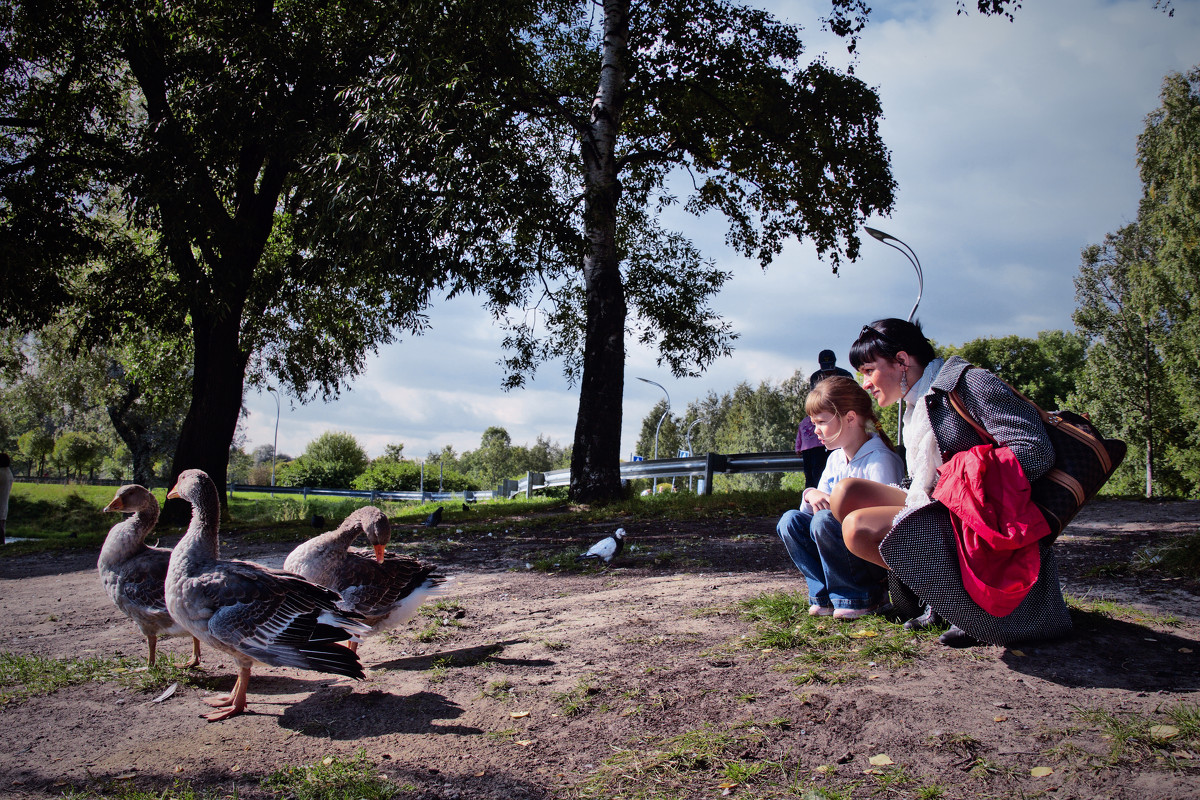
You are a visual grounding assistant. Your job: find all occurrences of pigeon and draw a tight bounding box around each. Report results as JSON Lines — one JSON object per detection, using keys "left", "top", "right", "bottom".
{"left": 575, "top": 528, "right": 626, "bottom": 565}
{"left": 424, "top": 506, "right": 443, "bottom": 527}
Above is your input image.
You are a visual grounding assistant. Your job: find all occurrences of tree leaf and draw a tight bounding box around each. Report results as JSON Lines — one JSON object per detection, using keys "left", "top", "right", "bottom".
{"left": 1030, "top": 766, "right": 1054, "bottom": 777}
{"left": 868, "top": 754, "right": 894, "bottom": 766}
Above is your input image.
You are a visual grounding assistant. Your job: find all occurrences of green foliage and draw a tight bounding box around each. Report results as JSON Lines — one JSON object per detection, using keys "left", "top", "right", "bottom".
{"left": 16, "top": 428, "right": 53, "bottom": 475}
{"left": 262, "top": 749, "right": 398, "bottom": 800}
{"left": 52, "top": 431, "right": 105, "bottom": 480}
{"left": 0, "top": 651, "right": 129, "bottom": 705}
{"left": 942, "top": 330, "right": 1087, "bottom": 410}
{"left": 352, "top": 459, "right": 476, "bottom": 492}
{"left": 303, "top": 431, "right": 369, "bottom": 473}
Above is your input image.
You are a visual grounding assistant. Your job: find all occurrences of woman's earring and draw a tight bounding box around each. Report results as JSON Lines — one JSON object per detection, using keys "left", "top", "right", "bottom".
{"left": 900, "top": 368, "right": 909, "bottom": 395}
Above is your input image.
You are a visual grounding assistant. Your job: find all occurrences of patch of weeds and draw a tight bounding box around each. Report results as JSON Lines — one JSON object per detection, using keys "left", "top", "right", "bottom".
{"left": 735, "top": 692, "right": 758, "bottom": 703}
{"left": 928, "top": 731, "right": 983, "bottom": 758}
{"left": 572, "top": 722, "right": 786, "bottom": 799}
{"left": 414, "top": 598, "right": 466, "bottom": 642}
{"left": 0, "top": 651, "right": 136, "bottom": 704}
{"left": 868, "top": 765, "right": 914, "bottom": 793}
{"left": 480, "top": 678, "right": 515, "bottom": 702}
{"left": 262, "top": 748, "right": 397, "bottom": 800}
{"left": 61, "top": 779, "right": 225, "bottom": 799}
{"left": 739, "top": 590, "right": 924, "bottom": 675}
{"left": 787, "top": 666, "right": 847, "bottom": 686}
{"left": 486, "top": 727, "right": 518, "bottom": 741}
{"left": 527, "top": 548, "right": 590, "bottom": 573}
{"left": 1082, "top": 561, "right": 1130, "bottom": 578}
{"left": 915, "top": 784, "right": 947, "bottom": 800}
{"left": 541, "top": 638, "right": 569, "bottom": 651}
{"left": 1073, "top": 702, "right": 1200, "bottom": 764}
{"left": 425, "top": 656, "right": 453, "bottom": 684}
{"left": 552, "top": 676, "right": 599, "bottom": 717}
{"left": 1139, "top": 530, "right": 1200, "bottom": 578}
{"left": 1065, "top": 595, "right": 1181, "bottom": 627}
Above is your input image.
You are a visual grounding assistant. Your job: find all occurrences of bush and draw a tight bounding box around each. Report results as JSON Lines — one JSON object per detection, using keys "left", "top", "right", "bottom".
{"left": 353, "top": 460, "right": 477, "bottom": 492}
{"left": 275, "top": 457, "right": 361, "bottom": 489}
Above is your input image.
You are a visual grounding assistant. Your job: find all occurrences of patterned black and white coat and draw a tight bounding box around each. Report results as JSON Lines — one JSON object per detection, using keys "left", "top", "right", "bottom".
{"left": 879, "top": 355, "right": 1072, "bottom": 646}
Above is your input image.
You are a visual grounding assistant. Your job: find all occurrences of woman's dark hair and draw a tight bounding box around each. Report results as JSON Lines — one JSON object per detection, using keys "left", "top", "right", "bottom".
{"left": 0, "top": 452, "right": 9, "bottom": 468}
{"left": 849, "top": 318, "right": 937, "bottom": 370}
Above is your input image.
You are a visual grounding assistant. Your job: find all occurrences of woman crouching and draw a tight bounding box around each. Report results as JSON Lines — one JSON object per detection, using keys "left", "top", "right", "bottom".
{"left": 831, "top": 318, "right": 1072, "bottom": 648}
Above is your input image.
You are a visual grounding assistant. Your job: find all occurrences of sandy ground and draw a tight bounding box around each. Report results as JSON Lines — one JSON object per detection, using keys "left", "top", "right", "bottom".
{"left": 1, "top": 498, "right": 1198, "bottom": 799}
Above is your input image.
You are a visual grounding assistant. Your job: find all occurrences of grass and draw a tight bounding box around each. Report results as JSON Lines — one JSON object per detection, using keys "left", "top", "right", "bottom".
{"left": 413, "top": 598, "right": 467, "bottom": 643}
{"left": 1070, "top": 701, "right": 1200, "bottom": 764}
{"left": 0, "top": 650, "right": 205, "bottom": 705}
{"left": 738, "top": 589, "right": 926, "bottom": 676}
{"left": 59, "top": 749, "right": 403, "bottom": 800}
{"left": 551, "top": 676, "right": 599, "bottom": 717}
{"left": 573, "top": 721, "right": 791, "bottom": 799}
{"left": 3, "top": 482, "right": 800, "bottom": 555}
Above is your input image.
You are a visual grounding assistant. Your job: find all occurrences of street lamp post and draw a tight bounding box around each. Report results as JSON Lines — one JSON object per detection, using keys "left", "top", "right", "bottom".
{"left": 863, "top": 227, "right": 924, "bottom": 452}
{"left": 266, "top": 387, "right": 280, "bottom": 488}
{"left": 685, "top": 416, "right": 708, "bottom": 492}
{"left": 636, "top": 377, "right": 671, "bottom": 493}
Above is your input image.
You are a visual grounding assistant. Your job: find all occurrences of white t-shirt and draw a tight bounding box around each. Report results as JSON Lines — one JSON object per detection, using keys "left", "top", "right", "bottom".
{"left": 800, "top": 434, "right": 904, "bottom": 514}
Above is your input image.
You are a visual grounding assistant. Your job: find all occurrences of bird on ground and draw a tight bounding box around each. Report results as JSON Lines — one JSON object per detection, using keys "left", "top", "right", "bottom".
{"left": 284, "top": 506, "right": 448, "bottom": 653}
{"left": 575, "top": 528, "right": 627, "bottom": 565}
{"left": 165, "top": 469, "right": 371, "bottom": 721}
{"left": 424, "top": 506, "right": 443, "bottom": 527}
{"left": 98, "top": 485, "right": 201, "bottom": 668}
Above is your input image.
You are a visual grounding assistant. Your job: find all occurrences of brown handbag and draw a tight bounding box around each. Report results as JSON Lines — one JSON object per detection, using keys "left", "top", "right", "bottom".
{"left": 946, "top": 369, "right": 1127, "bottom": 538}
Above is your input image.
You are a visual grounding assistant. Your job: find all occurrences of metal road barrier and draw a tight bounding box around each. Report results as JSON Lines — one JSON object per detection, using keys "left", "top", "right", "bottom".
{"left": 228, "top": 451, "right": 805, "bottom": 502}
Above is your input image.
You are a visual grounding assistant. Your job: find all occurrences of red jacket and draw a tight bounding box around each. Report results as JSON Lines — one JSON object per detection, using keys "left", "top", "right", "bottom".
{"left": 932, "top": 444, "right": 1051, "bottom": 617}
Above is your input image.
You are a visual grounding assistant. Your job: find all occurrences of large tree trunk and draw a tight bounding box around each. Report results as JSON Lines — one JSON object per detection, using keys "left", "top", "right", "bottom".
{"left": 163, "top": 307, "right": 251, "bottom": 523}
{"left": 570, "top": 0, "right": 629, "bottom": 504}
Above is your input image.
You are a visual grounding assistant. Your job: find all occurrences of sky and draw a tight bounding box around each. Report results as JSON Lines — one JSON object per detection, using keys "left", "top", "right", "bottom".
{"left": 239, "top": 0, "right": 1200, "bottom": 465}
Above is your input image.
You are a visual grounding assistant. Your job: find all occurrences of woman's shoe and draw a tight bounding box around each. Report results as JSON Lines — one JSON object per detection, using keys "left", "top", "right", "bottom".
{"left": 903, "top": 604, "right": 942, "bottom": 631}
{"left": 938, "top": 625, "right": 981, "bottom": 648}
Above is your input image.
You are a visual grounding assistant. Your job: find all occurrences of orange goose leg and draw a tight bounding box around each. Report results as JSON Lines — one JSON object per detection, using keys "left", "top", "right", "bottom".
{"left": 202, "top": 664, "right": 252, "bottom": 721}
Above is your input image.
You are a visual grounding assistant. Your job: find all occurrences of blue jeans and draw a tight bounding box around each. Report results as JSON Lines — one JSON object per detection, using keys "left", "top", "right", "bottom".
{"left": 776, "top": 508, "right": 887, "bottom": 609}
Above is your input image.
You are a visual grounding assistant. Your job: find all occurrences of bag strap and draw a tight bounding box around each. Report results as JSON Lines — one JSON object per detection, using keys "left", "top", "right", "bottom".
{"left": 946, "top": 365, "right": 997, "bottom": 445}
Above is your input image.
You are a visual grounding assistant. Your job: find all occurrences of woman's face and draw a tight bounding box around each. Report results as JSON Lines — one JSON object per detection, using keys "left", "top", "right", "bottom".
{"left": 858, "top": 355, "right": 909, "bottom": 408}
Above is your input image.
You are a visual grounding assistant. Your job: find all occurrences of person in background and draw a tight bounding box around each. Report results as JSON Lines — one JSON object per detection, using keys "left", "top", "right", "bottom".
{"left": 0, "top": 452, "right": 13, "bottom": 545}
{"left": 796, "top": 349, "right": 856, "bottom": 487}
{"left": 777, "top": 376, "right": 905, "bottom": 620}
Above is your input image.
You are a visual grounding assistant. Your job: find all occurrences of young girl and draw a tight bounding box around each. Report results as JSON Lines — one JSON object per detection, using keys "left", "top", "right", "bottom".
{"left": 775, "top": 376, "right": 905, "bottom": 620}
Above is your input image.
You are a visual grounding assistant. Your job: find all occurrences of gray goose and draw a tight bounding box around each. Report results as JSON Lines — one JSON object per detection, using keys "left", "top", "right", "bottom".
{"left": 283, "top": 506, "right": 447, "bottom": 653}
{"left": 98, "top": 485, "right": 201, "bottom": 668}
{"left": 165, "top": 469, "right": 370, "bottom": 721}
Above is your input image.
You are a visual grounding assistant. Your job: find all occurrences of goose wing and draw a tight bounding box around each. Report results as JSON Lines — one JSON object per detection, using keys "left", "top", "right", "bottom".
{"left": 183, "top": 559, "right": 368, "bottom": 678}
{"left": 335, "top": 552, "right": 445, "bottom": 616}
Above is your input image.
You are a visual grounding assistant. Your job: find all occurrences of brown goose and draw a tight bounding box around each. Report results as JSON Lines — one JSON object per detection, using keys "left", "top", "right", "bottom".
{"left": 99, "top": 485, "right": 201, "bottom": 668}
{"left": 283, "top": 506, "right": 447, "bottom": 653}
{"left": 165, "top": 469, "right": 370, "bottom": 721}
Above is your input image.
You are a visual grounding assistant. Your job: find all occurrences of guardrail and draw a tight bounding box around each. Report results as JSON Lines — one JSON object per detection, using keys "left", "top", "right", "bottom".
{"left": 227, "top": 451, "right": 805, "bottom": 503}
{"left": 504, "top": 451, "right": 805, "bottom": 498}
{"left": 227, "top": 484, "right": 494, "bottom": 503}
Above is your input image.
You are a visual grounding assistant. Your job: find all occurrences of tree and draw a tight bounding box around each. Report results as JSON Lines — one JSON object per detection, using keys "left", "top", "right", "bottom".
{"left": 0, "top": 0, "right": 549, "bottom": 516}
{"left": 53, "top": 430, "right": 104, "bottom": 480}
{"left": 17, "top": 428, "right": 52, "bottom": 476}
{"left": 276, "top": 431, "right": 369, "bottom": 489}
{"left": 1136, "top": 66, "right": 1200, "bottom": 485}
{"left": 942, "top": 330, "right": 1086, "bottom": 411}
{"left": 478, "top": 0, "right": 894, "bottom": 502}
{"left": 1072, "top": 223, "right": 1184, "bottom": 497}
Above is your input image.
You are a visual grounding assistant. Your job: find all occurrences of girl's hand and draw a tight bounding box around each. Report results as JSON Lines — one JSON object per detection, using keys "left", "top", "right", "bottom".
{"left": 804, "top": 489, "right": 831, "bottom": 511}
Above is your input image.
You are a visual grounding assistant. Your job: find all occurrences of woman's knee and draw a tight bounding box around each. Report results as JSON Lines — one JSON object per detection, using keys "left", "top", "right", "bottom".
{"left": 830, "top": 478, "right": 874, "bottom": 521}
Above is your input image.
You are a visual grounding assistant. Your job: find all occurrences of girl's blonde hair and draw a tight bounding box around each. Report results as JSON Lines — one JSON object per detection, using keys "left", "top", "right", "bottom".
{"left": 804, "top": 375, "right": 895, "bottom": 450}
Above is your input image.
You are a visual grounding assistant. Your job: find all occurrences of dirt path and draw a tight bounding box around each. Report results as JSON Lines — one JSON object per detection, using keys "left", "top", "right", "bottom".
{"left": 1, "top": 499, "right": 1198, "bottom": 799}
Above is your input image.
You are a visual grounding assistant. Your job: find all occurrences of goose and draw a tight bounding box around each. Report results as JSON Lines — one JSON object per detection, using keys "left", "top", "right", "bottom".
{"left": 98, "top": 485, "right": 201, "bottom": 668}
{"left": 283, "top": 506, "right": 447, "bottom": 653}
{"left": 165, "top": 469, "right": 370, "bottom": 721}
